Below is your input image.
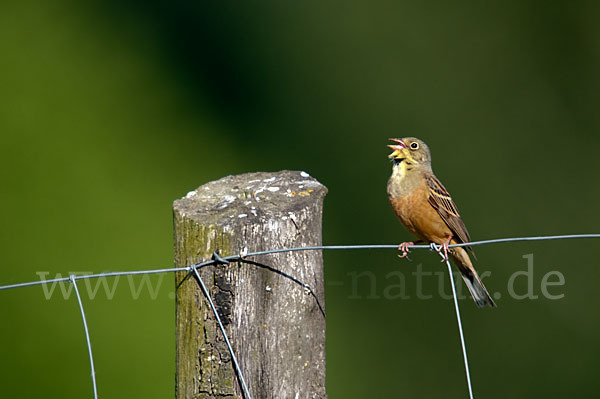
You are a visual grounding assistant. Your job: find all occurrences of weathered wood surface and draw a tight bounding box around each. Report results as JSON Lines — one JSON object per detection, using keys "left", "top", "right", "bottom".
{"left": 174, "top": 170, "right": 328, "bottom": 399}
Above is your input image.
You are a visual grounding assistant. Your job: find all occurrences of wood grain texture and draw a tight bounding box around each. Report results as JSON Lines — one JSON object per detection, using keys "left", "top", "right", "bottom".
{"left": 174, "top": 171, "right": 328, "bottom": 399}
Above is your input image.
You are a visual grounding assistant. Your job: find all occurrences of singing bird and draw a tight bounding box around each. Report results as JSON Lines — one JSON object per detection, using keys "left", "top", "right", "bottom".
{"left": 387, "top": 137, "right": 496, "bottom": 308}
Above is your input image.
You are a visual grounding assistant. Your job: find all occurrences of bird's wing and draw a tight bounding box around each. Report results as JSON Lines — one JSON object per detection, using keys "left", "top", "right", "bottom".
{"left": 425, "top": 173, "right": 474, "bottom": 253}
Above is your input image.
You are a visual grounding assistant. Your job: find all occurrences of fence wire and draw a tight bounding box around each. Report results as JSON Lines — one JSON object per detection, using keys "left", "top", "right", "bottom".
{"left": 1, "top": 233, "right": 599, "bottom": 399}
{"left": 69, "top": 275, "right": 99, "bottom": 399}
{"left": 431, "top": 243, "right": 474, "bottom": 399}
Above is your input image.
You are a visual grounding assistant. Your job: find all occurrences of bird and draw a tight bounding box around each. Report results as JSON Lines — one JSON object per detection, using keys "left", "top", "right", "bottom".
{"left": 386, "top": 137, "right": 496, "bottom": 308}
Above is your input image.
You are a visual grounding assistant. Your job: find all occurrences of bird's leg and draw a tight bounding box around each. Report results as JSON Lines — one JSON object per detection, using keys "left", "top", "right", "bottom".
{"left": 397, "top": 240, "right": 423, "bottom": 260}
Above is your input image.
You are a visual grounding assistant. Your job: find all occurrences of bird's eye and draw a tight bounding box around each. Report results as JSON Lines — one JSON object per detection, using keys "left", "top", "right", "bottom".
{"left": 410, "top": 142, "right": 419, "bottom": 150}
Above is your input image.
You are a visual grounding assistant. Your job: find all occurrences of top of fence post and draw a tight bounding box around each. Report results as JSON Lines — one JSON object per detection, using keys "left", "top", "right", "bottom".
{"left": 173, "top": 170, "right": 328, "bottom": 399}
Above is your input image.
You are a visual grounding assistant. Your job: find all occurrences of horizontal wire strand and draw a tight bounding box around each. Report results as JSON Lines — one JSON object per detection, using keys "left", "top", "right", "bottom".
{"left": 1, "top": 233, "right": 599, "bottom": 291}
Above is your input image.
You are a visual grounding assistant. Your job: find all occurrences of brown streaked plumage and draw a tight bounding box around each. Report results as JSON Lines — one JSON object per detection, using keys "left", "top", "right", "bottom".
{"left": 387, "top": 137, "right": 496, "bottom": 308}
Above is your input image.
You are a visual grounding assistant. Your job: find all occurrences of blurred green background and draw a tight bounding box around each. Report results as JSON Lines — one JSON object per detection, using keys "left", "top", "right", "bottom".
{"left": 1, "top": 1, "right": 599, "bottom": 398}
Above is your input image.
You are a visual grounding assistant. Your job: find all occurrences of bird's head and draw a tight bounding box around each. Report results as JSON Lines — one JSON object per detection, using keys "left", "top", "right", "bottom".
{"left": 388, "top": 137, "right": 432, "bottom": 169}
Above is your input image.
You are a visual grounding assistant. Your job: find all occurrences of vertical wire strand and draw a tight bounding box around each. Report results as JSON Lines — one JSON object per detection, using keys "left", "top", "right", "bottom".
{"left": 430, "top": 246, "right": 474, "bottom": 399}
{"left": 190, "top": 267, "right": 252, "bottom": 399}
{"left": 444, "top": 257, "right": 474, "bottom": 399}
{"left": 70, "top": 275, "right": 98, "bottom": 399}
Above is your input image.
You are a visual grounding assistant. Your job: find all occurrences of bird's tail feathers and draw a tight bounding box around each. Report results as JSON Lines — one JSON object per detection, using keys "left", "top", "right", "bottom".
{"left": 460, "top": 271, "right": 496, "bottom": 308}
{"left": 449, "top": 248, "right": 496, "bottom": 308}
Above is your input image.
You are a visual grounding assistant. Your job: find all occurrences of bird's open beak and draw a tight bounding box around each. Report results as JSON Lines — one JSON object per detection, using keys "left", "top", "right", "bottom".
{"left": 388, "top": 138, "right": 406, "bottom": 158}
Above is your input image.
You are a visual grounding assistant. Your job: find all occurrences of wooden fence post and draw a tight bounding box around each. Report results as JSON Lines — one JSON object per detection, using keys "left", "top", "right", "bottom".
{"left": 173, "top": 171, "right": 328, "bottom": 399}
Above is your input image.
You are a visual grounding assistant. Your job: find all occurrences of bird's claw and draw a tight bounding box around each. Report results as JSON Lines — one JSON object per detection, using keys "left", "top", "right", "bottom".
{"left": 397, "top": 241, "right": 414, "bottom": 261}
{"left": 431, "top": 237, "right": 451, "bottom": 262}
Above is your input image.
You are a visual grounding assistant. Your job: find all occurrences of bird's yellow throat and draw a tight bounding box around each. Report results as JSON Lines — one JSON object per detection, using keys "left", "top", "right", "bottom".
{"left": 392, "top": 158, "right": 411, "bottom": 180}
